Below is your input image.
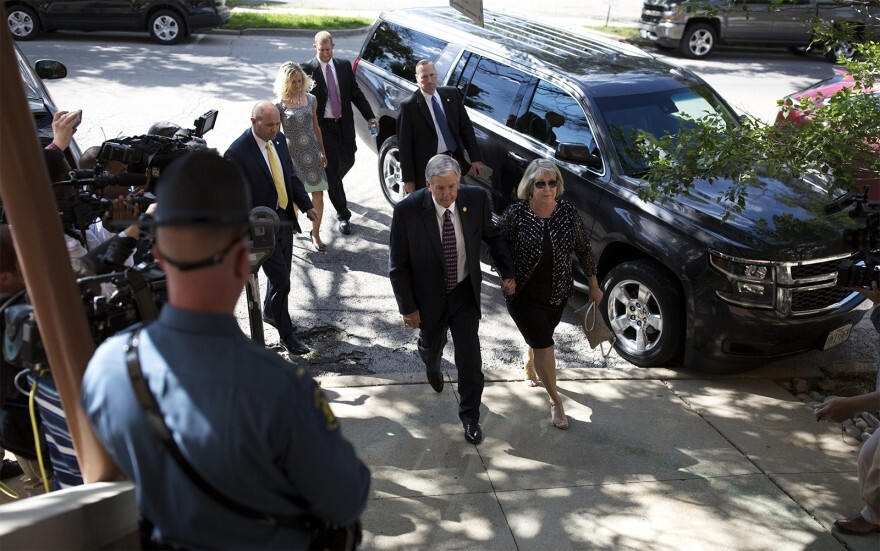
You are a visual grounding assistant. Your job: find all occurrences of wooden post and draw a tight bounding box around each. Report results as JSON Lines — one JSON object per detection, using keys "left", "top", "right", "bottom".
{"left": 0, "top": 8, "right": 120, "bottom": 483}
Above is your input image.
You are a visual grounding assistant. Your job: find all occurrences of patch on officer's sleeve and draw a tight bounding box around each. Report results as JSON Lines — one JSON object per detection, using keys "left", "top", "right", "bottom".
{"left": 314, "top": 388, "right": 339, "bottom": 431}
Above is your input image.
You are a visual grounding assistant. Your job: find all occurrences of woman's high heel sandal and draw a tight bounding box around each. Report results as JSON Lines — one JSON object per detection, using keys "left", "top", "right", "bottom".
{"left": 550, "top": 401, "right": 569, "bottom": 430}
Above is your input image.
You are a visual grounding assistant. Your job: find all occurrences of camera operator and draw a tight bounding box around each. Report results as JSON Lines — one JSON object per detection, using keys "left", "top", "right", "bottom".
{"left": 0, "top": 225, "right": 46, "bottom": 491}
{"left": 812, "top": 281, "right": 880, "bottom": 535}
{"left": 81, "top": 151, "right": 369, "bottom": 550}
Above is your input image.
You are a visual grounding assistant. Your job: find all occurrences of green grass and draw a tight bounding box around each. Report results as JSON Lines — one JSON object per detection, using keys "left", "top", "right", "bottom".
{"left": 586, "top": 26, "right": 639, "bottom": 41}
{"left": 223, "top": 11, "right": 371, "bottom": 31}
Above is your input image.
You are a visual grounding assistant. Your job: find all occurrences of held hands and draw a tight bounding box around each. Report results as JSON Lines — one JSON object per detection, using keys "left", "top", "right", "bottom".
{"left": 402, "top": 310, "right": 421, "bottom": 329}
{"left": 500, "top": 278, "right": 516, "bottom": 296}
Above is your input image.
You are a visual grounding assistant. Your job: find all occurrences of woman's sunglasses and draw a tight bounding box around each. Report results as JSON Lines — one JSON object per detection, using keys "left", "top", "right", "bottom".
{"left": 534, "top": 180, "right": 558, "bottom": 189}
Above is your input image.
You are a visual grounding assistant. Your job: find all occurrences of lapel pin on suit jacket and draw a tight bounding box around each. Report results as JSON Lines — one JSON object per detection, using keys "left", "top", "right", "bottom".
{"left": 462, "top": 206, "right": 468, "bottom": 213}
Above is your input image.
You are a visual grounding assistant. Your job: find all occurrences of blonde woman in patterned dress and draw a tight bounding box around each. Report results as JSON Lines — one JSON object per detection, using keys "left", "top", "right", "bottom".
{"left": 500, "top": 158, "right": 603, "bottom": 430}
{"left": 274, "top": 62, "right": 330, "bottom": 251}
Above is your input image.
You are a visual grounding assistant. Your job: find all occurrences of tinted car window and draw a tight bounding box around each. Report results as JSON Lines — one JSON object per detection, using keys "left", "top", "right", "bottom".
{"left": 460, "top": 57, "right": 530, "bottom": 124}
{"left": 595, "top": 87, "right": 730, "bottom": 175}
{"left": 519, "top": 81, "right": 598, "bottom": 155}
{"left": 361, "top": 21, "right": 447, "bottom": 83}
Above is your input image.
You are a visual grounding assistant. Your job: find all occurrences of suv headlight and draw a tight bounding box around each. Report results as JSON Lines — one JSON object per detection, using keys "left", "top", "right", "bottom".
{"left": 661, "top": 3, "right": 683, "bottom": 19}
{"left": 709, "top": 251, "right": 775, "bottom": 308}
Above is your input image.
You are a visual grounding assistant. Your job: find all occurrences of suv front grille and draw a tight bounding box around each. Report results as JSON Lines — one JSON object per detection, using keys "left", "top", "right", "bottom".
{"left": 641, "top": 6, "right": 663, "bottom": 23}
{"left": 777, "top": 253, "right": 859, "bottom": 315}
{"left": 790, "top": 258, "right": 844, "bottom": 280}
{"left": 789, "top": 286, "right": 855, "bottom": 313}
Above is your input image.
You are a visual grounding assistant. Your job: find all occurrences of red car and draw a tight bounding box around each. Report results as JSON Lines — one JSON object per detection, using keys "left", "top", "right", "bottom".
{"left": 777, "top": 68, "right": 880, "bottom": 201}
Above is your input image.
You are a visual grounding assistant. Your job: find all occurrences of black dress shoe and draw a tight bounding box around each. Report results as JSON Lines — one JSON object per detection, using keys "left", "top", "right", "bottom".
{"left": 281, "top": 334, "right": 311, "bottom": 355}
{"left": 426, "top": 369, "right": 444, "bottom": 393}
{"left": 338, "top": 220, "right": 352, "bottom": 235}
{"left": 262, "top": 316, "right": 296, "bottom": 332}
{"left": 464, "top": 423, "right": 483, "bottom": 445}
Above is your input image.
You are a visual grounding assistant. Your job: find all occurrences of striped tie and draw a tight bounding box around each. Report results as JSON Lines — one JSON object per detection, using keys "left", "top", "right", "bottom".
{"left": 443, "top": 209, "right": 457, "bottom": 292}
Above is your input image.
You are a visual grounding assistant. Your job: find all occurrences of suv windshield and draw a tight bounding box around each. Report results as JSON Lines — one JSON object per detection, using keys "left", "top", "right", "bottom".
{"left": 595, "top": 86, "right": 736, "bottom": 176}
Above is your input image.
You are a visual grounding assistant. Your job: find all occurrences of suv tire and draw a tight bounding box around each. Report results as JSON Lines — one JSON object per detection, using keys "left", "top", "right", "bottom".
{"left": 149, "top": 10, "right": 185, "bottom": 45}
{"left": 8, "top": 6, "right": 40, "bottom": 41}
{"left": 825, "top": 41, "right": 854, "bottom": 62}
{"left": 680, "top": 23, "right": 716, "bottom": 59}
{"left": 378, "top": 136, "right": 406, "bottom": 206}
{"left": 603, "top": 260, "right": 683, "bottom": 366}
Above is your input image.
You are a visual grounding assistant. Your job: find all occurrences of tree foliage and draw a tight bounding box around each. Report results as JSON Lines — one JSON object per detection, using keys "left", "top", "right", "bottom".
{"left": 637, "top": 1, "right": 880, "bottom": 220}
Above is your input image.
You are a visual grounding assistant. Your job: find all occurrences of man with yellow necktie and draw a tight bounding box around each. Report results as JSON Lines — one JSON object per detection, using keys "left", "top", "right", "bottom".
{"left": 225, "top": 101, "right": 318, "bottom": 355}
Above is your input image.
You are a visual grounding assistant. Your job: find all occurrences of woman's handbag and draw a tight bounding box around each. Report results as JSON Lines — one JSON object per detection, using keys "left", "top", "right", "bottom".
{"left": 574, "top": 301, "right": 615, "bottom": 357}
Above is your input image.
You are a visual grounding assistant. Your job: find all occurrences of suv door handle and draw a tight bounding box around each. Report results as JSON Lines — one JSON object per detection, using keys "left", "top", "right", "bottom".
{"left": 507, "top": 152, "right": 527, "bottom": 165}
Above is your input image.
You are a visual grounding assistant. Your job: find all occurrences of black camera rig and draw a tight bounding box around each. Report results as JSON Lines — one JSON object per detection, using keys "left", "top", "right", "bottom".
{"left": 48, "top": 110, "right": 219, "bottom": 251}
{"left": 824, "top": 187, "right": 880, "bottom": 288}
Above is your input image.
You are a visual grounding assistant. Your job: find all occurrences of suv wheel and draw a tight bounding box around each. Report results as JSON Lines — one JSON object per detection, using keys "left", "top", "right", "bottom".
{"left": 149, "top": 10, "right": 184, "bottom": 45}
{"left": 378, "top": 136, "right": 406, "bottom": 206}
{"left": 680, "top": 23, "right": 716, "bottom": 59}
{"left": 825, "top": 41, "right": 854, "bottom": 62}
{"left": 8, "top": 6, "right": 39, "bottom": 41}
{"left": 603, "top": 260, "right": 683, "bottom": 366}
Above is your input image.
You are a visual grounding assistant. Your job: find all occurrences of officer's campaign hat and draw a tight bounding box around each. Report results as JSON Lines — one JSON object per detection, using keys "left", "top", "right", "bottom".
{"left": 149, "top": 151, "right": 252, "bottom": 228}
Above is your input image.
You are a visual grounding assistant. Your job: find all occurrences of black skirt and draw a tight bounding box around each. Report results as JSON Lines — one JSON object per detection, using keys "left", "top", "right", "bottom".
{"left": 507, "top": 292, "right": 566, "bottom": 349}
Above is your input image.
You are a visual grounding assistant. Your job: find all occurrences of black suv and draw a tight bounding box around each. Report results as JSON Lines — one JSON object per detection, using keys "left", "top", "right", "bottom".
{"left": 5, "top": 0, "right": 230, "bottom": 45}
{"left": 353, "top": 7, "right": 868, "bottom": 373}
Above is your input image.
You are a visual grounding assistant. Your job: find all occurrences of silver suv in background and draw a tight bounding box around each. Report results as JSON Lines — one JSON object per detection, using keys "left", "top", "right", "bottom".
{"left": 638, "top": 0, "right": 879, "bottom": 60}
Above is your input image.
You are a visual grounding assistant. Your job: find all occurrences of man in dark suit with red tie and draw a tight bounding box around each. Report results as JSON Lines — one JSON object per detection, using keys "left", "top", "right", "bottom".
{"left": 302, "top": 31, "right": 377, "bottom": 236}
{"left": 398, "top": 60, "right": 484, "bottom": 194}
{"left": 389, "top": 154, "right": 515, "bottom": 446}
{"left": 224, "top": 101, "right": 317, "bottom": 355}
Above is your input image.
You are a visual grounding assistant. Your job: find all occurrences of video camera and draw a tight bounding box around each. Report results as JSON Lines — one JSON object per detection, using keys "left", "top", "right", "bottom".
{"left": 824, "top": 187, "right": 880, "bottom": 288}
{"left": 76, "top": 109, "right": 218, "bottom": 192}
{"left": 46, "top": 110, "right": 218, "bottom": 250}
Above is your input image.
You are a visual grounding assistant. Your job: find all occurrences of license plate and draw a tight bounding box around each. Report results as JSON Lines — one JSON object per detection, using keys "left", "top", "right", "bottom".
{"left": 823, "top": 323, "right": 852, "bottom": 350}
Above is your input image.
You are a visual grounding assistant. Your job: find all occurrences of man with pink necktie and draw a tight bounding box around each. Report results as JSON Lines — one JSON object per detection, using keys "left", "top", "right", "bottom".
{"left": 303, "top": 31, "right": 377, "bottom": 236}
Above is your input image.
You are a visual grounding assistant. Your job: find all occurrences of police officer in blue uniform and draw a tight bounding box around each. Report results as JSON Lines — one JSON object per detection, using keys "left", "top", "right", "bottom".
{"left": 81, "top": 151, "right": 370, "bottom": 549}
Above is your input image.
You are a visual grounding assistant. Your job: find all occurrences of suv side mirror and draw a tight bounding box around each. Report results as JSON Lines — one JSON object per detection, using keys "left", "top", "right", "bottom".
{"left": 34, "top": 60, "right": 67, "bottom": 80}
{"left": 556, "top": 143, "right": 601, "bottom": 169}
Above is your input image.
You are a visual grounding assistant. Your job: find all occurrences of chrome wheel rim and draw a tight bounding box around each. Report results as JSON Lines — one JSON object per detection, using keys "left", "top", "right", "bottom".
{"left": 688, "top": 30, "right": 713, "bottom": 57}
{"left": 381, "top": 145, "right": 406, "bottom": 204}
{"left": 607, "top": 278, "right": 664, "bottom": 356}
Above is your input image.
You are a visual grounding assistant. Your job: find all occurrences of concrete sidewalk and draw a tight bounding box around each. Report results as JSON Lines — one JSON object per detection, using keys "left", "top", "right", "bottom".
{"left": 321, "top": 368, "right": 878, "bottom": 550}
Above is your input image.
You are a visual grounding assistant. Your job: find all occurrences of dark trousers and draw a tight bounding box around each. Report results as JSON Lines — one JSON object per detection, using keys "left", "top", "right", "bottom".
{"left": 319, "top": 120, "right": 355, "bottom": 221}
{"left": 261, "top": 209, "right": 295, "bottom": 338}
{"left": 417, "top": 278, "right": 483, "bottom": 425}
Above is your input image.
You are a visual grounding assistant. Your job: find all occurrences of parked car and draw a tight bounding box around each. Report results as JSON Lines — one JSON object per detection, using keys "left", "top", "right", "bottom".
{"left": 638, "top": 0, "right": 880, "bottom": 60}
{"left": 776, "top": 67, "right": 880, "bottom": 199}
{"left": 353, "top": 7, "right": 868, "bottom": 373}
{"left": 5, "top": 0, "right": 230, "bottom": 45}
{"left": 15, "top": 42, "right": 80, "bottom": 167}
